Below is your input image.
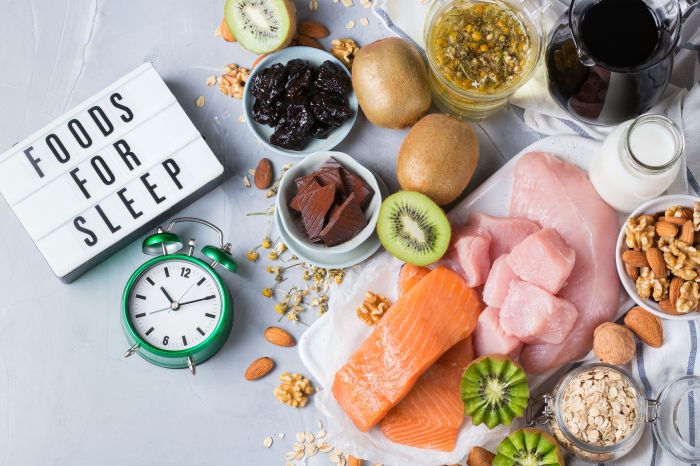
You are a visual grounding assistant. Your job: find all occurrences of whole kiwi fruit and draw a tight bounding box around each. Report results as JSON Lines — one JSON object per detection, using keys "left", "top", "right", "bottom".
{"left": 351, "top": 38, "right": 431, "bottom": 129}
{"left": 397, "top": 113, "right": 479, "bottom": 205}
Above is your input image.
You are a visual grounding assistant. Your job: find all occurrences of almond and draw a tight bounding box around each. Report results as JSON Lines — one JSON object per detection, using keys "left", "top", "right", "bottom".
{"left": 467, "top": 446, "right": 496, "bottom": 466}
{"left": 624, "top": 306, "right": 663, "bottom": 348}
{"left": 264, "top": 326, "right": 296, "bottom": 347}
{"left": 254, "top": 158, "right": 273, "bottom": 189}
{"left": 655, "top": 220, "right": 678, "bottom": 238}
{"left": 347, "top": 456, "right": 363, "bottom": 466}
{"left": 245, "top": 357, "right": 274, "bottom": 380}
{"left": 694, "top": 231, "right": 700, "bottom": 246}
{"left": 680, "top": 220, "right": 694, "bottom": 244}
{"left": 299, "top": 20, "right": 330, "bottom": 38}
{"left": 664, "top": 215, "right": 688, "bottom": 226}
{"left": 219, "top": 18, "right": 236, "bottom": 42}
{"left": 251, "top": 54, "right": 268, "bottom": 70}
{"left": 297, "top": 34, "right": 324, "bottom": 50}
{"left": 645, "top": 247, "right": 666, "bottom": 277}
{"left": 625, "top": 263, "right": 639, "bottom": 281}
{"left": 622, "top": 249, "right": 649, "bottom": 268}
{"left": 669, "top": 277, "right": 682, "bottom": 306}
{"left": 659, "top": 298, "right": 684, "bottom": 315}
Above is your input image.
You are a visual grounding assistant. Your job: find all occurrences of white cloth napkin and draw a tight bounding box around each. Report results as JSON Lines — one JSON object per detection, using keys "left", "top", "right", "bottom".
{"left": 373, "top": 2, "right": 700, "bottom": 465}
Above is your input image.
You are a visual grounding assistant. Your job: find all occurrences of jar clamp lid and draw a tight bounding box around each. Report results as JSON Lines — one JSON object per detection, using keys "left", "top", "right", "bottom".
{"left": 529, "top": 364, "right": 700, "bottom": 463}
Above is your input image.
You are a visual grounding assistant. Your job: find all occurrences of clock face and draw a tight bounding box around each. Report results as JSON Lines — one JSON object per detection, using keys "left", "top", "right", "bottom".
{"left": 127, "top": 259, "right": 223, "bottom": 351}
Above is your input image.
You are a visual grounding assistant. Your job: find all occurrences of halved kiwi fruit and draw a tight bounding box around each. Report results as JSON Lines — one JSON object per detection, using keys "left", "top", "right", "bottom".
{"left": 460, "top": 355, "right": 529, "bottom": 429}
{"left": 376, "top": 191, "right": 451, "bottom": 266}
{"left": 224, "top": 0, "right": 296, "bottom": 54}
{"left": 493, "top": 428, "right": 565, "bottom": 466}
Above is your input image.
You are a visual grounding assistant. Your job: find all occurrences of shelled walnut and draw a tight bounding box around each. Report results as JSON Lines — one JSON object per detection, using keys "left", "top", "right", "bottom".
{"left": 218, "top": 63, "right": 250, "bottom": 99}
{"left": 676, "top": 281, "right": 699, "bottom": 313}
{"left": 274, "top": 372, "right": 314, "bottom": 407}
{"left": 635, "top": 268, "right": 668, "bottom": 301}
{"left": 624, "top": 215, "right": 655, "bottom": 251}
{"left": 356, "top": 291, "right": 391, "bottom": 326}
{"left": 331, "top": 38, "right": 360, "bottom": 69}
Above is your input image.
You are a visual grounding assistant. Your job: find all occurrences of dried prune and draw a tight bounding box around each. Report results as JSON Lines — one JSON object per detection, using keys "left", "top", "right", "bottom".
{"left": 252, "top": 99, "right": 283, "bottom": 126}
{"left": 310, "top": 91, "right": 352, "bottom": 127}
{"left": 284, "top": 59, "right": 314, "bottom": 99}
{"left": 311, "top": 123, "right": 334, "bottom": 139}
{"left": 250, "top": 63, "right": 287, "bottom": 104}
{"left": 270, "top": 125, "right": 306, "bottom": 150}
{"left": 284, "top": 100, "right": 315, "bottom": 136}
{"left": 314, "top": 60, "right": 351, "bottom": 94}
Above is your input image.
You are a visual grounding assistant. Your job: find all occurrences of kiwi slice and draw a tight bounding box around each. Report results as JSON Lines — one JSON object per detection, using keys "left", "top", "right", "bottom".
{"left": 460, "top": 355, "right": 529, "bottom": 429}
{"left": 493, "top": 428, "right": 565, "bottom": 466}
{"left": 376, "top": 191, "right": 451, "bottom": 266}
{"left": 225, "top": 0, "right": 296, "bottom": 54}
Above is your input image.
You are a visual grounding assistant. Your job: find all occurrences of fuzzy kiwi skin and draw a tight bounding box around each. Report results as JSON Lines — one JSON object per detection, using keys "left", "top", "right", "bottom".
{"left": 397, "top": 113, "right": 479, "bottom": 206}
{"left": 493, "top": 428, "right": 565, "bottom": 466}
{"left": 225, "top": 0, "right": 297, "bottom": 54}
{"left": 351, "top": 38, "right": 431, "bottom": 129}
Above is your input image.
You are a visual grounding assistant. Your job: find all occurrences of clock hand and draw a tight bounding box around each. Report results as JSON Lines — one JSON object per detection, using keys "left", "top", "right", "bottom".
{"left": 177, "top": 283, "right": 196, "bottom": 303}
{"left": 179, "top": 295, "right": 216, "bottom": 307}
{"left": 148, "top": 307, "right": 171, "bottom": 315}
{"left": 160, "top": 286, "right": 175, "bottom": 304}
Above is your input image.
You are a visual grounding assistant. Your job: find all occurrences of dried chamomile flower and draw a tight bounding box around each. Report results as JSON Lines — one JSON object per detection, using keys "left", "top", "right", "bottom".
{"left": 246, "top": 249, "right": 260, "bottom": 262}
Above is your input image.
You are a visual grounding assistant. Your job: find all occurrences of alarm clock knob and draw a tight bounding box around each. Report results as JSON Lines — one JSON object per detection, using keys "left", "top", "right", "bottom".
{"left": 202, "top": 244, "right": 237, "bottom": 273}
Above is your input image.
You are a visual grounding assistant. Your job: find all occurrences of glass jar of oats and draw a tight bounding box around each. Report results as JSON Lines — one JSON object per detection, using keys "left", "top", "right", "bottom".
{"left": 528, "top": 364, "right": 700, "bottom": 463}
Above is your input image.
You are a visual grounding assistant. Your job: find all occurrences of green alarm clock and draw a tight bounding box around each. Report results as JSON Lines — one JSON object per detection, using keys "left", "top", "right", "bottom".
{"left": 122, "top": 217, "right": 236, "bottom": 374}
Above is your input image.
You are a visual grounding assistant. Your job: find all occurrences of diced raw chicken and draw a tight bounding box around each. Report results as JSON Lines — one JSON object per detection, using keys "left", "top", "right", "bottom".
{"left": 473, "top": 307, "right": 523, "bottom": 358}
{"left": 332, "top": 268, "right": 482, "bottom": 432}
{"left": 440, "top": 226, "right": 492, "bottom": 287}
{"left": 380, "top": 338, "right": 474, "bottom": 451}
{"left": 509, "top": 153, "right": 620, "bottom": 373}
{"left": 482, "top": 255, "right": 518, "bottom": 308}
{"left": 506, "top": 228, "right": 575, "bottom": 294}
{"left": 466, "top": 212, "right": 540, "bottom": 259}
{"left": 499, "top": 281, "right": 579, "bottom": 345}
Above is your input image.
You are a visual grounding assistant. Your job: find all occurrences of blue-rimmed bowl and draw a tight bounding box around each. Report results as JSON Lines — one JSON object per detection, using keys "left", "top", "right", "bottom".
{"left": 242, "top": 47, "right": 358, "bottom": 158}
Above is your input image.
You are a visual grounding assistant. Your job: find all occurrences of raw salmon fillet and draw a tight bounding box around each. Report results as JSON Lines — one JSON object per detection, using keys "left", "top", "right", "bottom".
{"left": 398, "top": 264, "right": 430, "bottom": 295}
{"left": 332, "top": 267, "right": 482, "bottom": 432}
{"left": 509, "top": 153, "right": 620, "bottom": 373}
{"left": 380, "top": 338, "right": 474, "bottom": 451}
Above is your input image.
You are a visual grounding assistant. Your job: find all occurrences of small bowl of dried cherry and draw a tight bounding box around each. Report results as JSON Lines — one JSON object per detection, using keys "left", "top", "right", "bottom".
{"left": 276, "top": 151, "right": 382, "bottom": 254}
{"left": 243, "top": 47, "right": 358, "bottom": 157}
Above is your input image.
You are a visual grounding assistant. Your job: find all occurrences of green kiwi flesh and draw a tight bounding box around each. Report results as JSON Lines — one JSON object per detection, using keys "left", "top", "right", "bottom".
{"left": 493, "top": 428, "right": 565, "bottom": 466}
{"left": 376, "top": 191, "right": 451, "bottom": 266}
{"left": 225, "top": 0, "right": 296, "bottom": 54}
{"left": 460, "top": 355, "right": 530, "bottom": 429}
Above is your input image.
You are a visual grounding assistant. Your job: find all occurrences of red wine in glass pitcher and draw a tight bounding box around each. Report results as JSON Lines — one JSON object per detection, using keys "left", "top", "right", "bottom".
{"left": 545, "top": 0, "right": 697, "bottom": 126}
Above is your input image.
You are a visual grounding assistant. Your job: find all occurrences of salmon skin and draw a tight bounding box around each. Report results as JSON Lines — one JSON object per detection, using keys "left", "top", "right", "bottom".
{"left": 332, "top": 267, "right": 481, "bottom": 432}
{"left": 380, "top": 337, "right": 474, "bottom": 451}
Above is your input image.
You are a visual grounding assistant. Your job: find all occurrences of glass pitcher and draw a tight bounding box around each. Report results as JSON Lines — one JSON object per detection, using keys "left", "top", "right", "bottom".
{"left": 545, "top": 0, "right": 697, "bottom": 126}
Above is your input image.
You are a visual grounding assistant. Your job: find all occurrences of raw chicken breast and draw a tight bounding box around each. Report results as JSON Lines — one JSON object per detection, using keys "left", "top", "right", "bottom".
{"left": 506, "top": 228, "right": 575, "bottom": 294}
{"left": 441, "top": 227, "right": 492, "bottom": 287}
{"left": 509, "top": 152, "right": 620, "bottom": 373}
{"left": 466, "top": 212, "right": 540, "bottom": 259}
{"left": 473, "top": 306, "right": 523, "bottom": 357}
{"left": 482, "top": 255, "right": 518, "bottom": 308}
{"left": 499, "top": 281, "right": 579, "bottom": 345}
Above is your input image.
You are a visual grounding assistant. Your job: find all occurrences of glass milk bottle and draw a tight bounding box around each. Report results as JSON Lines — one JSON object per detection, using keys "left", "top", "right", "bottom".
{"left": 589, "top": 114, "right": 684, "bottom": 212}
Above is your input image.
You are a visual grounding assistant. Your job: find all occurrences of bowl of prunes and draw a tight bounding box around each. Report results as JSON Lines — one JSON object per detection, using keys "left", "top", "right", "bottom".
{"left": 243, "top": 47, "right": 358, "bottom": 157}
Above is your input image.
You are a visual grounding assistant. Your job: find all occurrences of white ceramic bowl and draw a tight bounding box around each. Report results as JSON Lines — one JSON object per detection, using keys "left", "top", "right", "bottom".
{"left": 242, "top": 47, "right": 358, "bottom": 158}
{"left": 276, "top": 151, "right": 382, "bottom": 255}
{"left": 616, "top": 194, "right": 700, "bottom": 321}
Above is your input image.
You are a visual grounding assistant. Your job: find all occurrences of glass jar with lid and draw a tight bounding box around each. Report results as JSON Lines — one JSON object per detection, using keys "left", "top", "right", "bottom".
{"left": 528, "top": 363, "right": 700, "bottom": 464}
{"left": 423, "top": 0, "right": 545, "bottom": 120}
{"left": 588, "top": 113, "right": 684, "bottom": 212}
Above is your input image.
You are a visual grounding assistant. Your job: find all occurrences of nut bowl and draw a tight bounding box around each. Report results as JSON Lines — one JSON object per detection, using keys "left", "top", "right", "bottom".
{"left": 616, "top": 194, "right": 700, "bottom": 321}
{"left": 276, "top": 151, "right": 382, "bottom": 255}
{"left": 242, "top": 47, "right": 358, "bottom": 158}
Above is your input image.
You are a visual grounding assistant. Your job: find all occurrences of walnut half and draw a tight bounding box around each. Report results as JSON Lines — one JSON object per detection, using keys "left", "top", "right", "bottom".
{"left": 356, "top": 291, "right": 391, "bottom": 326}
{"left": 273, "top": 372, "right": 314, "bottom": 408}
{"left": 636, "top": 267, "right": 668, "bottom": 302}
{"left": 331, "top": 38, "right": 360, "bottom": 69}
{"left": 676, "top": 281, "right": 699, "bottom": 313}
{"left": 625, "top": 215, "right": 656, "bottom": 251}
